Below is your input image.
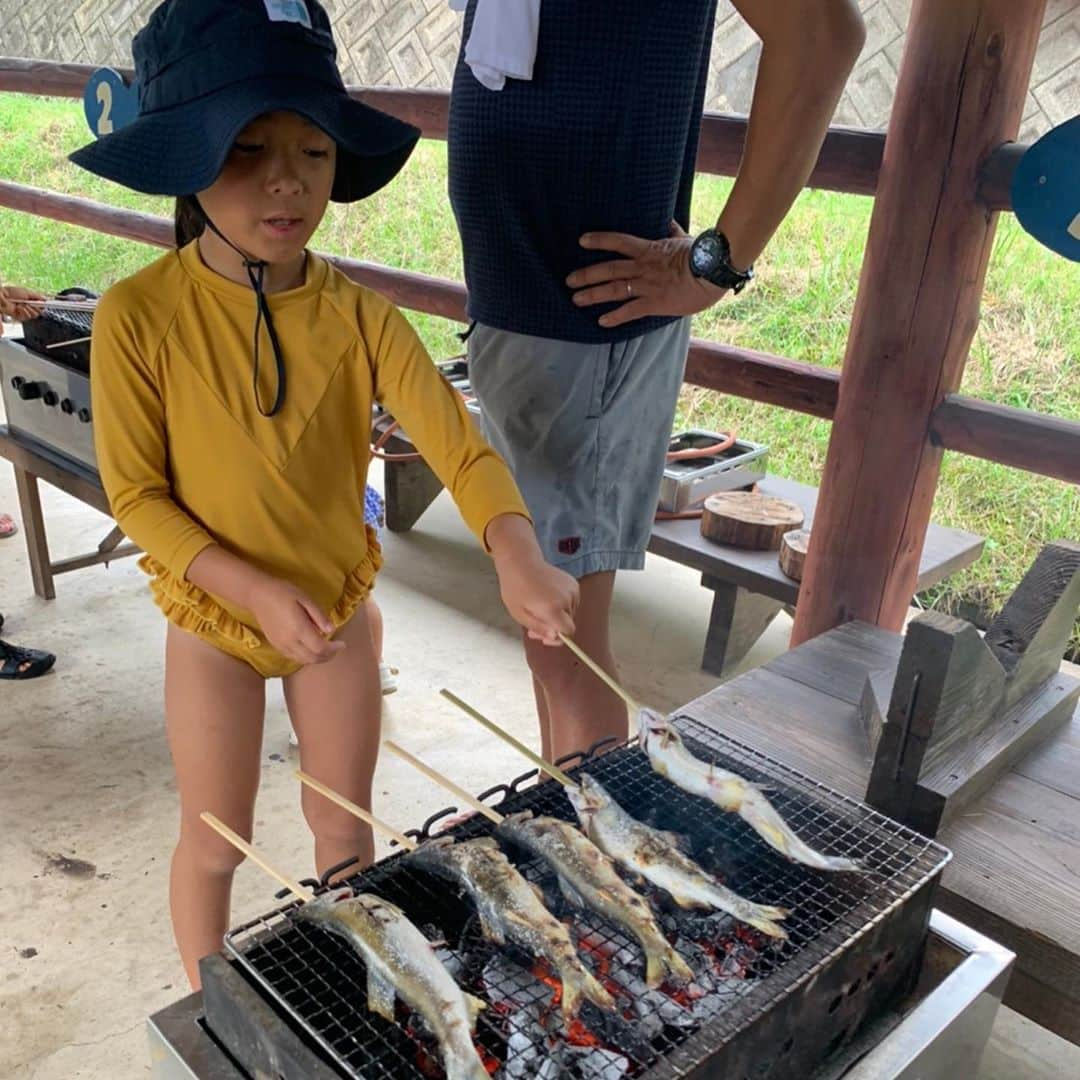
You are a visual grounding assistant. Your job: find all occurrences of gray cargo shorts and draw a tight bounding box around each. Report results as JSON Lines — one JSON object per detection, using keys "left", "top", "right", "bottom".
{"left": 467, "top": 318, "right": 691, "bottom": 578}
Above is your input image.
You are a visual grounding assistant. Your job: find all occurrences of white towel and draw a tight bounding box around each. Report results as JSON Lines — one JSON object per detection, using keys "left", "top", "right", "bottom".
{"left": 450, "top": 0, "right": 541, "bottom": 91}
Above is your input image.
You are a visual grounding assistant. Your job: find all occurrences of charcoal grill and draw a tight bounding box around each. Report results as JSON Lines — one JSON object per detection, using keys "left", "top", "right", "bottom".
{"left": 185, "top": 716, "right": 952, "bottom": 1079}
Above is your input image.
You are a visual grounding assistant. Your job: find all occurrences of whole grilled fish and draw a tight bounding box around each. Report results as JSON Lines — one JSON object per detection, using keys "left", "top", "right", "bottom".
{"left": 409, "top": 836, "right": 615, "bottom": 1019}
{"left": 567, "top": 774, "right": 789, "bottom": 939}
{"left": 638, "top": 709, "right": 863, "bottom": 873}
{"left": 496, "top": 811, "right": 693, "bottom": 988}
{"left": 296, "top": 890, "right": 489, "bottom": 1080}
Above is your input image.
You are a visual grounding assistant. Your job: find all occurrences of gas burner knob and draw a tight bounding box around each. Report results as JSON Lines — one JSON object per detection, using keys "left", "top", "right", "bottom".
{"left": 15, "top": 379, "right": 44, "bottom": 401}
{"left": 42, "top": 389, "right": 60, "bottom": 408}
{"left": 77, "top": 406, "right": 92, "bottom": 424}
{"left": 61, "top": 398, "right": 75, "bottom": 415}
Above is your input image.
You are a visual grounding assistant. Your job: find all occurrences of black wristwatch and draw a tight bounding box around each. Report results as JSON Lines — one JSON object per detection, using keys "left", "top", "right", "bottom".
{"left": 689, "top": 228, "right": 754, "bottom": 293}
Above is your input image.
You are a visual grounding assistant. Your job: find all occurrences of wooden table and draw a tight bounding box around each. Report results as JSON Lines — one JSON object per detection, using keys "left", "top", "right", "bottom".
{"left": 684, "top": 619, "right": 1080, "bottom": 1045}
{"left": 0, "top": 425, "right": 138, "bottom": 599}
{"left": 648, "top": 475, "right": 985, "bottom": 674}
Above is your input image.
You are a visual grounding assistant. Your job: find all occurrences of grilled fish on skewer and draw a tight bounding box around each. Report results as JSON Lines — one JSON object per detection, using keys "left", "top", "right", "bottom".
{"left": 638, "top": 709, "right": 863, "bottom": 873}
{"left": 297, "top": 891, "right": 489, "bottom": 1080}
{"left": 497, "top": 811, "right": 693, "bottom": 988}
{"left": 409, "top": 836, "right": 615, "bottom": 1020}
{"left": 567, "top": 775, "right": 789, "bottom": 939}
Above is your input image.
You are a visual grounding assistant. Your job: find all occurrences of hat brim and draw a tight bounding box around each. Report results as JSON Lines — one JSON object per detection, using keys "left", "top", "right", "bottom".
{"left": 69, "top": 75, "right": 420, "bottom": 202}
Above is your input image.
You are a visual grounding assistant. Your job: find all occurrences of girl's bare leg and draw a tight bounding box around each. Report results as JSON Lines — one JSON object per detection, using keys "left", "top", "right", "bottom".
{"left": 285, "top": 605, "right": 381, "bottom": 877}
{"left": 367, "top": 596, "right": 384, "bottom": 661}
{"left": 525, "top": 570, "right": 626, "bottom": 763}
{"left": 165, "top": 624, "right": 266, "bottom": 989}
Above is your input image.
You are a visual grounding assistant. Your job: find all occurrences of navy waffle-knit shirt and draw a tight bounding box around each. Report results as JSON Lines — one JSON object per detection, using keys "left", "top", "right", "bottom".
{"left": 448, "top": 0, "right": 719, "bottom": 345}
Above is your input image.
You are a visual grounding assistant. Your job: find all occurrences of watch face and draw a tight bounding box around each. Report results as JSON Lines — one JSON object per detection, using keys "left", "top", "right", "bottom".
{"left": 691, "top": 233, "right": 721, "bottom": 275}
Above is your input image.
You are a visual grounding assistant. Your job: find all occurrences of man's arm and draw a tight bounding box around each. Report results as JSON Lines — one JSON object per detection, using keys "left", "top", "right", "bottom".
{"left": 568, "top": 1, "right": 866, "bottom": 328}
{"left": 717, "top": 0, "right": 866, "bottom": 270}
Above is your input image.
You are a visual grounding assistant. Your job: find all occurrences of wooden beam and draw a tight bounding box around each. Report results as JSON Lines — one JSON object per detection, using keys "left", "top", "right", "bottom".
{"left": 0, "top": 180, "right": 174, "bottom": 247}
{"left": 932, "top": 394, "right": 1080, "bottom": 485}
{"left": 0, "top": 180, "right": 847, "bottom": 419}
{"left": 684, "top": 340, "right": 839, "bottom": 418}
{"left": 0, "top": 58, "right": 110, "bottom": 98}
{"left": 6, "top": 56, "right": 1026, "bottom": 204}
{"left": 978, "top": 142, "right": 1027, "bottom": 212}
{"left": 693, "top": 113, "right": 884, "bottom": 195}
{"left": 791, "top": 0, "right": 1046, "bottom": 647}
{"left": 352, "top": 88, "right": 450, "bottom": 139}
{"left": 324, "top": 254, "right": 466, "bottom": 321}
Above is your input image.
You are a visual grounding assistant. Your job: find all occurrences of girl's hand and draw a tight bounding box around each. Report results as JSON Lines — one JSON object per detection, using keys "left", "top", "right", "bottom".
{"left": 248, "top": 578, "right": 345, "bottom": 666}
{"left": 487, "top": 515, "right": 579, "bottom": 645}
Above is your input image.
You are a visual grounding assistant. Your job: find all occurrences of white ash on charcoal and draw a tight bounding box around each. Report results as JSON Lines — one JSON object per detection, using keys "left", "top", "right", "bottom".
{"left": 669, "top": 937, "right": 759, "bottom": 1023}
{"left": 557, "top": 1047, "right": 631, "bottom": 1079}
{"left": 431, "top": 940, "right": 466, "bottom": 981}
{"left": 482, "top": 951, "right": 553, "bottom": 1013}
{"left": 572, "top": 930, "right": 692, "bottom": 1036}
{"left": 503, "top": 1016, "right": 542, "bottom": 1079}
{"left": 658, "top": 905, "right": 738, "bottom": 943}
{"left": 482, "top": 952, "right": 635, "bottom": 1077}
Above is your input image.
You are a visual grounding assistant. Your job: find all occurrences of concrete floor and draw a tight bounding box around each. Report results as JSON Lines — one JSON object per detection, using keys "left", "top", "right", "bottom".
{"left": 1, "top": 451, "right": 1077, "bottom": 1078}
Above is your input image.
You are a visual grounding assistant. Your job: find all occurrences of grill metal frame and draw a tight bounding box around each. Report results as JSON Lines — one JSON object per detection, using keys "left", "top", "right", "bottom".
{"left": 220, "top": 718, "right": 950, "bottom": 1079}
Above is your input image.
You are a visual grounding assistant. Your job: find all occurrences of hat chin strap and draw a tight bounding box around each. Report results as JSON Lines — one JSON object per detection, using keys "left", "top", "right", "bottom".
{"left": 192, "top": 198, "right": 287, "bottom": 419}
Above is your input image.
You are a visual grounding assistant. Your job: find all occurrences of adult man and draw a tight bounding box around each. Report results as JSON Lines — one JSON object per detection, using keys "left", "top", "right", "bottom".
{"left": 449, "top": 1, "right": 865, "bottom": 759}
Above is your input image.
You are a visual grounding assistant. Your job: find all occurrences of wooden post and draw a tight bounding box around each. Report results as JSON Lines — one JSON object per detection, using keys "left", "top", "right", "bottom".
{"left": 14, "top": 467, "right": 55, "bottom": 600}
{"left": 791, "top": 0, "right": 1045, "bottom": 646}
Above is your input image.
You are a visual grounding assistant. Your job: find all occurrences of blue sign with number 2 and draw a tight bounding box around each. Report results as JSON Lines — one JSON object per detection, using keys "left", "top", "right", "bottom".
{"left": 1011, "top": 115, "right": 1080, "bottom": 263}
{"left": 83, "top": 68, "right": 140, "bottom": 138}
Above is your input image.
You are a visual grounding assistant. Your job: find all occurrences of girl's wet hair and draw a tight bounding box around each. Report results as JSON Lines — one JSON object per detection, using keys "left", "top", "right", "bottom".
{"left": 174, "top": 195, "right": 206, "bottom": 247}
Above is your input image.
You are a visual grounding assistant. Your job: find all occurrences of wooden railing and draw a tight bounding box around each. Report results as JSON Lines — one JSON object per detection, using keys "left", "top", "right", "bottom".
{"left": 0, "top": 39, "right": 1077, "bottom": 615}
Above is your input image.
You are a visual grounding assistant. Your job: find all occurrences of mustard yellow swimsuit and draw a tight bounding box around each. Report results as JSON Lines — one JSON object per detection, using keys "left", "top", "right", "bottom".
{"left": 91, "top": 243, "right": 528, "bottom": 678}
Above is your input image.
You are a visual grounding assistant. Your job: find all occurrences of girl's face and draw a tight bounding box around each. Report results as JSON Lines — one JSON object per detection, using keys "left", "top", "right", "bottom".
{"left": 197, "top": 111, "right": 336, "bottom": 265}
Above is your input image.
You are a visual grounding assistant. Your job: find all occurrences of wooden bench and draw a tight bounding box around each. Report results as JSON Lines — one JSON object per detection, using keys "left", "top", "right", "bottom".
{"left": 375, "top": 431, "right": 985, "bottom": 675}
{"left": 0, "top": 425, "right": 139, "bottom": 599}
{"left": 648, "top": 474, "right": 984, "bottom": 674}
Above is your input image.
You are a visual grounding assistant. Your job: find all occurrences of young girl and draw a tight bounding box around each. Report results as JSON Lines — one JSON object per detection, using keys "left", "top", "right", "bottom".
{"left": 71, "top": 0, "right": 578, "bottom": 988}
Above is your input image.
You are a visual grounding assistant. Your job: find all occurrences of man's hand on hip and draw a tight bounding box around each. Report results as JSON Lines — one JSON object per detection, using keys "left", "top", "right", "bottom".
{"left": 567, "top": 221, "right": 727, "bottom": 329}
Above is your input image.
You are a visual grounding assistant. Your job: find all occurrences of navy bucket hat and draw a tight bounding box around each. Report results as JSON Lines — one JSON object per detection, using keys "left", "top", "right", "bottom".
{"left": 69, "top": 0, "right": 420, "bottom": 202}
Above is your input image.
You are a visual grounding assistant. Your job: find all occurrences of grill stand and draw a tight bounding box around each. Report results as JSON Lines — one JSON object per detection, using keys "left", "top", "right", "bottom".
{"left": 147, "top": 909, "right": 1013, "bottom": 1080}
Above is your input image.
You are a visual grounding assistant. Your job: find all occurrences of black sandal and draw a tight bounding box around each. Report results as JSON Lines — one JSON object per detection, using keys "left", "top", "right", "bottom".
{"left": 0, "top": 638, "right": 56, "bottom": 680}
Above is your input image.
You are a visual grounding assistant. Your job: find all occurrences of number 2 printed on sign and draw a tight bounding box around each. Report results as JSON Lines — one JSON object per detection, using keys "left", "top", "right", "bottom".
{"left": 96, "top": 81, "right": 114, "bottom": 135}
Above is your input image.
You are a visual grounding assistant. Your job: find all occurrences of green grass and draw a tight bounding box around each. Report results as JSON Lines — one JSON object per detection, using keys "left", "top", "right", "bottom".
{"left": 2, "top": 94, "right": 1077, "bottom": 656}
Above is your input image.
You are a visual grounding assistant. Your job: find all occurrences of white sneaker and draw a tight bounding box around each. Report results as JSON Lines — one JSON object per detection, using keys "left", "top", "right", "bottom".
{"left": 288, "top": 662, "right": 398, "bottom": 747}
{"left": 379, "top": 661, "right": 398, "bottom": 695}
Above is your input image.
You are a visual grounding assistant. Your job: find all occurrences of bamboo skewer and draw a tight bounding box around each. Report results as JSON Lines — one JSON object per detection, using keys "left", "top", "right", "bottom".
{"left": 294, "top": 769, "right": 417, "bottom": 851}
{"left": 557, "top": 633, "right": 643, "bottom": 714}
{"left": 439, "top": 689, "right": 578, "bottom": 789}
{"left": 17, "top": 299, "right": 98, "bottom": 311}
{"left": 199, "top": 811, "right": 311, "bottom": 903}
{"left": 384, "top": 740, "right": 504, "bottom": 826}
{"left": 45, "top": 335, "right": 92, "bottom": 349}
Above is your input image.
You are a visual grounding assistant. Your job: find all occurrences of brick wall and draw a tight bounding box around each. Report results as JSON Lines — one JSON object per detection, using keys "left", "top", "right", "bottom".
{"left": 1, "top": 0, "right": 1076, "bottom": 141}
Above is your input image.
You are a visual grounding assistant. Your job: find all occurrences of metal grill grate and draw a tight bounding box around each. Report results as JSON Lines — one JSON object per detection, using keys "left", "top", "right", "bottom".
{"left": 23, "top": 299, "right": 95, "bottom": 374}
{"left": 223, "top": 718, "right": 949, "bottom": 1078}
